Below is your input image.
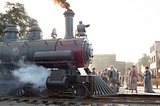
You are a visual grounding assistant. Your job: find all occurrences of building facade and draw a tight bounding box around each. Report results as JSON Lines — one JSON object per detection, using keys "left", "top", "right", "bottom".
{"left": 150, "top": 41, "right": 160, "bottom": 77}
{"left": 90, "top": 54, "right": 126, "bottom": 75}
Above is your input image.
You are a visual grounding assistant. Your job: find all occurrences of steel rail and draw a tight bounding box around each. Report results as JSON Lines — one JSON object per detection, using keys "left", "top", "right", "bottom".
{"left": 0, "top": 95, "right": 159, "bottom": 105}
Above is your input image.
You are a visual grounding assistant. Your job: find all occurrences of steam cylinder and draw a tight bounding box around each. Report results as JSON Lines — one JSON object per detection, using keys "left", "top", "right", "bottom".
{"left": 46, "top": 77, "right": 69, "bottom": 89}
{"left": 34, "top": 50, "right": 74, "bottom": 61}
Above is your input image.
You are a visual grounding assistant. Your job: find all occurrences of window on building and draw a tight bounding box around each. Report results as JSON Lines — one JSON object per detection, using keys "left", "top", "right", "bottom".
{"left": 152, "top": 57, "right": 153, "bottom": 63}
{"left": 155, "top": 69, "right": 157, "bottom": 76}
{"left": 154, "top": 55, "right": 156, "bottom": 62}
{"left": 150, "top": 58, "right": 152, "bottom": 63}
{"left": 152, "top": 46, "right": 154, "bottom": 52}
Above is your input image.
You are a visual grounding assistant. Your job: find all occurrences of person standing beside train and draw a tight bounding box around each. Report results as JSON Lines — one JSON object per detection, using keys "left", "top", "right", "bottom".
{"left": 122, "top": 75, "right": 124, "bottom": 86}
{"left": 128, "top": 68, "right": 132, "bottom": 90}
{"left": 116, "top": 70, "right": 120, "bottom": 86}
{"left": 108, "top": 65, "right": 117, "bottom": 92}
{"left": 125, "top": 67, "right": 129, "bottom": 89}
{"left": 130, "top": 65, "right": 138, "bottom": 93}
{"left": 91, "top": 68, "right": 97, "bottom": 75}
{"left": 143, "top": 67, "right": 155, "bottom": 93}
{"left": 101, "top": 69, "right": 109, "bottom": 84}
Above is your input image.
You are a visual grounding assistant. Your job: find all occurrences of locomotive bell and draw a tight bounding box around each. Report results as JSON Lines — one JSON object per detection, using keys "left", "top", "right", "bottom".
{"left": 4, "top": 25, "right": 19, "bottom": 43}
{"left": 29, "top": 23, "right": 42, "bottom": 40}
{"left": 51, "top": 28, "right": 57, "bottom": 38}
{"left": 63, "top": 10, "right": 75, "bottom": 39}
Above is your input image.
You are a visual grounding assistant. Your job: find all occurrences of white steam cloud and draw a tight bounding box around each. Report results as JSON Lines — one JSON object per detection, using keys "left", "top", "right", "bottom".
{"left": 12, "top": 60, "right": 50, "bottom": 89}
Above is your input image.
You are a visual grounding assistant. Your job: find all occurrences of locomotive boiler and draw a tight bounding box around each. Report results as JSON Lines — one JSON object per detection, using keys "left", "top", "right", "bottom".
{"left": 0, "top": 10, "right": 116, "bottom": 99}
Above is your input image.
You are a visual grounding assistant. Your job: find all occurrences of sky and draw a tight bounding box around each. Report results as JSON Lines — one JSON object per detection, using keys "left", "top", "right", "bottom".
{"left": 1, "top": 0, "right": 160, "bottom": 63}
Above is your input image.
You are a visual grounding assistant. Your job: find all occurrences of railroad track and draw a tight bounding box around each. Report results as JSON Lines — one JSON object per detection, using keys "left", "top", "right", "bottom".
{"left": 0, "top": 95, "right": 159, "bottom": 106}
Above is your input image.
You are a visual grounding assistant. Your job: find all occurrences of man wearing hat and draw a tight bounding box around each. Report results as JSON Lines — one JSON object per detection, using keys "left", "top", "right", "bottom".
{"left": 91, "top": 68, "right": 97, "bottom": 75}
{"left": 130, "top": 65, "right": 138, "bottom": 93}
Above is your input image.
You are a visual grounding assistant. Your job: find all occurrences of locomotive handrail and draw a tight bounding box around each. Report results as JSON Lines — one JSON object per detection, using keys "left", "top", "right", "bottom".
{"left": 35, "top": 61, "right": 75, "bottom": 64}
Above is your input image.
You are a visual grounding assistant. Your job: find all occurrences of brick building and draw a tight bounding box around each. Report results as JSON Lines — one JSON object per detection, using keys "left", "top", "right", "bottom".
{"left": 150, "top": 41, "right": 160, "bottom": 77}
{"left": 90, "top": 54, "right": 126, "bottom": 75}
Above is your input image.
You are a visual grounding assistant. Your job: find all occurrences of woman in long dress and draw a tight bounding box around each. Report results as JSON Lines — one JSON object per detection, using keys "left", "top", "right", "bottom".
{"left": 144, "top": 67, "right": 155, "bottom": 93}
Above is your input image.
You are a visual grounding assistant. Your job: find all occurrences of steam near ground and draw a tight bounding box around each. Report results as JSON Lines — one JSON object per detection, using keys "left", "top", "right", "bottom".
{"left": 12, "top": 60, "right": 50, "bottom": 89}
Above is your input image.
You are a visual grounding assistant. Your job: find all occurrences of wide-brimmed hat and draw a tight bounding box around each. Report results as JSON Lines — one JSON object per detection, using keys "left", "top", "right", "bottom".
{"left": 92, "top": 68, "right": 95, "bottom": 70}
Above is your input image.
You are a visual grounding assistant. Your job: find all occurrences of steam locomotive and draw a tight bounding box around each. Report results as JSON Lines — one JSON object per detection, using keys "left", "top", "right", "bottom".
{"left": 0, "top": 10, "right": 116, "bottom": 99}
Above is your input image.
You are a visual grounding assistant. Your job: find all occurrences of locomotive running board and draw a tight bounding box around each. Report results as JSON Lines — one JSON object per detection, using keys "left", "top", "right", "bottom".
{"left": 90, "top": 76, "right": 117, "bottom": 97}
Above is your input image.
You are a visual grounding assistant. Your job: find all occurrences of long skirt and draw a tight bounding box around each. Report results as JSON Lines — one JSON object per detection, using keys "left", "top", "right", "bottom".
{"left": 144, "top": 79, "right": 154, "bottom": 93}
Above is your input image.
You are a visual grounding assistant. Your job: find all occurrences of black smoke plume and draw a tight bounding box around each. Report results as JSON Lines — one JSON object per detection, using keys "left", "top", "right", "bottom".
{"left": 52, "top": 0, "right": 70, "bottom": 10}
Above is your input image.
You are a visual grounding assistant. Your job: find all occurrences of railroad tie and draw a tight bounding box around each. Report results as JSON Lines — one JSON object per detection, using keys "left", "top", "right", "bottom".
{"left": 35, "top": 100, "right": 44, "bottom": 104}
{"left": 75, "top": 102, "right": 83, "bottom": 106}
{"left": 27, "top": 100, "right": 37, "bottom": 104}
{"left": 45, "top": 100, "right": 55, "bottom": 105}
{"left": 62, "top": 102, "right": 70, "bottom": 106}
{"left": 92, "top": 103, "right": 98, "bottom": 106}
{"left": 17, "top": 99, "right": 26, "bottom": 103}
{"left": 6, "top": 98, "right": 15, "bottom": 102}
{"left": 0, "top": 98, "right": 8, "bottom": 102}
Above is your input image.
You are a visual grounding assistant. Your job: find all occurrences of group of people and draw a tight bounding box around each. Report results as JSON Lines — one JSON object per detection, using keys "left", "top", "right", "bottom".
{"left": 91, "top": 65, "right": 155, "bottom": 93}
{"left": 125, "top": 65, "right": 154, "bottom": 93}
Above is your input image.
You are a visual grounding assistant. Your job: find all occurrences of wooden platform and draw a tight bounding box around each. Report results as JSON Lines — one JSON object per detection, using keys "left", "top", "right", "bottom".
{"left": 118, "top": 86, "right": 160, "bottom": 96}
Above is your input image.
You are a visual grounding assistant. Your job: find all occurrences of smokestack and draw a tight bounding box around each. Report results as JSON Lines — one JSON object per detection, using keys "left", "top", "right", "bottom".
{"left": 63, "top": 10, "right": 75, "bottom": 39}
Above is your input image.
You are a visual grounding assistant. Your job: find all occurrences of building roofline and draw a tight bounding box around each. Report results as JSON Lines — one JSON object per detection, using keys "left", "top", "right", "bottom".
{"left": 150, "top": 41, "right": 160, "bottom": 48}
{"left": 116, "top": 61, "right": 126, "bottom": 63}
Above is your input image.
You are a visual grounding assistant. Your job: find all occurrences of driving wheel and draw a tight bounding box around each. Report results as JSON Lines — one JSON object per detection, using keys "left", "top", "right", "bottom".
{"left": 72, "top": 84, "right": 88, "bottom": 100}
{"left": 10, "top": 85, "right": 29, "bottom": 97}
{"left": 38, "top": 89, "right": 52, "bottom": 98}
